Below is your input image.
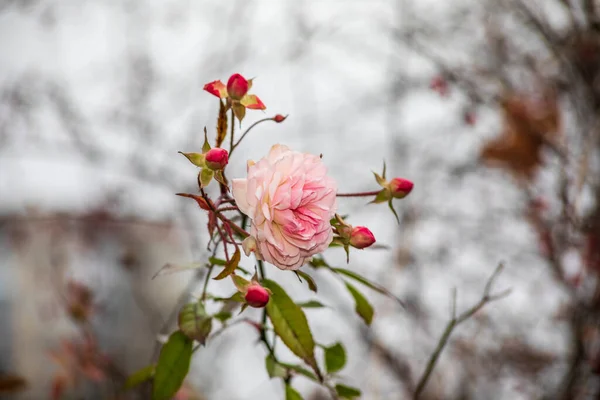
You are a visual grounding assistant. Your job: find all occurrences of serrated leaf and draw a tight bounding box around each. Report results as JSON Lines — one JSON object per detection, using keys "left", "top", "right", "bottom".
{"left": 297, "top": 300, "right": 327, "bottom": 309}
{"left": 335, "top": 384, "right": 361, "bottom": 398}
{"left": 285, "top": 385, "right": 304, "bottom": 400}
{"left": 345, "top": 283, "right": 374, "bottom": 325}
{"left": 279, "top": 363, "right": 318, "bottom": 381}
{"left": 177, "top": 302, "right": 212, "bottom": 345}
{"left": 265, "top": 354, "right": 287, "bottom": 379}
{"left": 324, "top": 343, "right": 346, "bottom": 374}
{"left": 178, "top": 152, "right": 205, "bottom": 168}
{"left": 153, "top": 331, "right": 193, "bottom": 400}
{"left": 216, "top": 100, "right": 228, "bottom": 147}
{"left": 262, "top": 279, "right": 318, "bottom": 372}
{"left": 202, "top": 127, "right": 211, "bottom": 153}
{"left": 124, "top": 364, "right": 155, "bottom": 390}
{"left": 199, "top": 168, "right": 214, "bottom": 188}
{"left": 152, "top": 262, "right": 204, "bottom": 279}
{"left": 213, "top": 247, "right": 241, "bottom": 280}
{"left": 295, "top": 270, "right": 318, "bottom": 292}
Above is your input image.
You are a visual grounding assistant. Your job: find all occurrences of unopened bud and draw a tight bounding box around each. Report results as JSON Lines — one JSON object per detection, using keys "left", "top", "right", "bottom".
{"left": 388, "top": 178, "right": 413, "bottom": 199}
{"left": 227, "top": 73, "right": 249, "bottom": 100}
{"left": 273, "top": 114, "right": 287, "bottom": 123}
{"left": 245, "top": 283, "right": 270, "bottom": 308}
{"left": 205, "top": 148, "right": 229, "bottom": 170}
{"left": 349, "top": 226, "right": 376, "bottom": 249}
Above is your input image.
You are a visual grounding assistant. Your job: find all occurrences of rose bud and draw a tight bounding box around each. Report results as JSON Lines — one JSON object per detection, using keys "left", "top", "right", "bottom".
{"left": 205, "top": 148, "right": 229, "bottom": 170}
{"left": 273, "top": 114, "right": 287, "bottom": 123}
{"left": 245, "top": 283, "right": 270, "bottom": 308}
{"left": 349, "top": 226, "right": 376, "bottom": 249}
{"left": 227, "top": 73, "right": 249, "bottom": 100}
{"left": 388, "top": 178, "right": 413, "bottom": 199}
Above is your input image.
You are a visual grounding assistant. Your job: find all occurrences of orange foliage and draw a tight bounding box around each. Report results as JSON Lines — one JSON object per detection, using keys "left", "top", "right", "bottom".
{"left": 480, "top": 90, "right": 561, "bottom": 180}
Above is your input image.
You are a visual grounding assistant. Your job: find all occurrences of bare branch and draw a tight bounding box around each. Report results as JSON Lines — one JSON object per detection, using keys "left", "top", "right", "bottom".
{"left": 413, "top": 262, "right": 511, "bottom": 399}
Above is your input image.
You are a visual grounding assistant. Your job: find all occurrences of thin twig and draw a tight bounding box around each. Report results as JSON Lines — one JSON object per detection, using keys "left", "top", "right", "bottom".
{"left": 413, "top": 262, "right": 511, "bottom": 399}
{"left": 230, "top": 117, "right": 275, "bottom": 155}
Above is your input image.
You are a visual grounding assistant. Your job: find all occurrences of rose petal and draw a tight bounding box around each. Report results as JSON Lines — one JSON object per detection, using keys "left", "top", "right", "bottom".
{"left": 232, "top": 179, "right": 252, "bottom": 216}
{"left": 241, "top": 94, "right": 266, "bottom": 110}
{"left": 203, "top": 80, "right": 227, "bottom": 98}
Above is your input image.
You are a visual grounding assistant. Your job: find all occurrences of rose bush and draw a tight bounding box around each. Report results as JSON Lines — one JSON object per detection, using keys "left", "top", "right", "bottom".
{"left": 232, "top": 144, "right": 337, "bottom": 270}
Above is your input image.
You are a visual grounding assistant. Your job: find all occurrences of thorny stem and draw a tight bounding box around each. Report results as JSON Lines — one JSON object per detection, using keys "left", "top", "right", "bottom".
{"left": 336, "top": 190, "right": 381, "bottom": 198}
{"left": 229, "top": 108, "right": 235, "bottom": 153}
{"left": 413, "top": 263, "right": 512, "bottom": 399}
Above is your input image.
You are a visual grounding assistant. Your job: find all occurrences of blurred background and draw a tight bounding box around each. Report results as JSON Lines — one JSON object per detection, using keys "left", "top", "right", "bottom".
{"left": 1, "top": 0, "right": 600, "bottom": 399}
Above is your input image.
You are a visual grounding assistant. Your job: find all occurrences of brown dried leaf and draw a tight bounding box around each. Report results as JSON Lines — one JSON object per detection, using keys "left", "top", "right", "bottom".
{"left": 480, "top": 90, "right": 561, "bottom": 180}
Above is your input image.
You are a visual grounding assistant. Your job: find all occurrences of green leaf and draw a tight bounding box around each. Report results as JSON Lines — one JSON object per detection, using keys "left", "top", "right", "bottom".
{"left": 178, "top": 302, "right": 212, "bottom": 345}
{"left": 295, "top": 270, "right": 318, "bottom": 292}
{"left": 124, "top": 364, "right": 155, "bottom": 390}
{"left": 213, "top": 247, "right": 241, "bottom": 280}
{"left": 262, "top": 279, "right": 318, "bottom": 373}
{"left": 333, "top": 268, "right": 403, "bottom": 306}
{"left": 208, "top": 257, "right": 227, "bottom": 266}
{"left": 279, "top": 363, "right": 318, "bottom": 381}
{"left": 308, "top": 256, "right": 330, "bottom": 269}
{"left": 153, "top": 331, "right": 193, "bottom": 400}
{"left": 178, "top": 152, "right": 205, "bottom": 168}
{"left": 152, "top": 262, "right": 204, "bottom": 279}
{"left": 216, "top": 100, "right": 228, "bottom": 147}
{"left": 199, "top": 168, "right": 214, "bottom": 188}
{"left": 345, "top": 283, "right": 374, "bottom": 325}
{"left": 335, "top": 384, "right": 361, "bottom": 398}
{"left": 324, "top": 342, "right": 346, "bottom": 374}
{"left": 265, "top": 354, "right": 287, "bottom": 379}
{"left": 297, "top": 300, "right": 327, "bottom": 309}
{"left": 212, "top": 311, "right": 232, "bottom": 323}
{"left": 285, "top": 385, "right": 304, "bottom": 400}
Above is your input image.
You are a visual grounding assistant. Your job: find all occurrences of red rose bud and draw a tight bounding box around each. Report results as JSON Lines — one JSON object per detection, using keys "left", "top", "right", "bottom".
{"left": 273, "top": 114, "right": 287, "bottom": 123}
{"left": 349, "top": 226, "right": 376, "bottom": 249}
{"left": 227, "top": 73, "right": 249, "bottom": 100}
{"left": 203, "top": 80, "right": 227, "bottom": 98}
{"left": 205, "top": 148, "right": 229, "bottom": 170}
{"left": 245, "top": 283, "right": 270, "bottom": 308}
{"left": 388, "top": 178, "right": 413, "bottom": 199}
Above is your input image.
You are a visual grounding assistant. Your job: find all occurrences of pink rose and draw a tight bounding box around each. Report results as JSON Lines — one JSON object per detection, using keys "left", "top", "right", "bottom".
{"left": 232, "top": 144, "right": 337, "bottom": 270}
